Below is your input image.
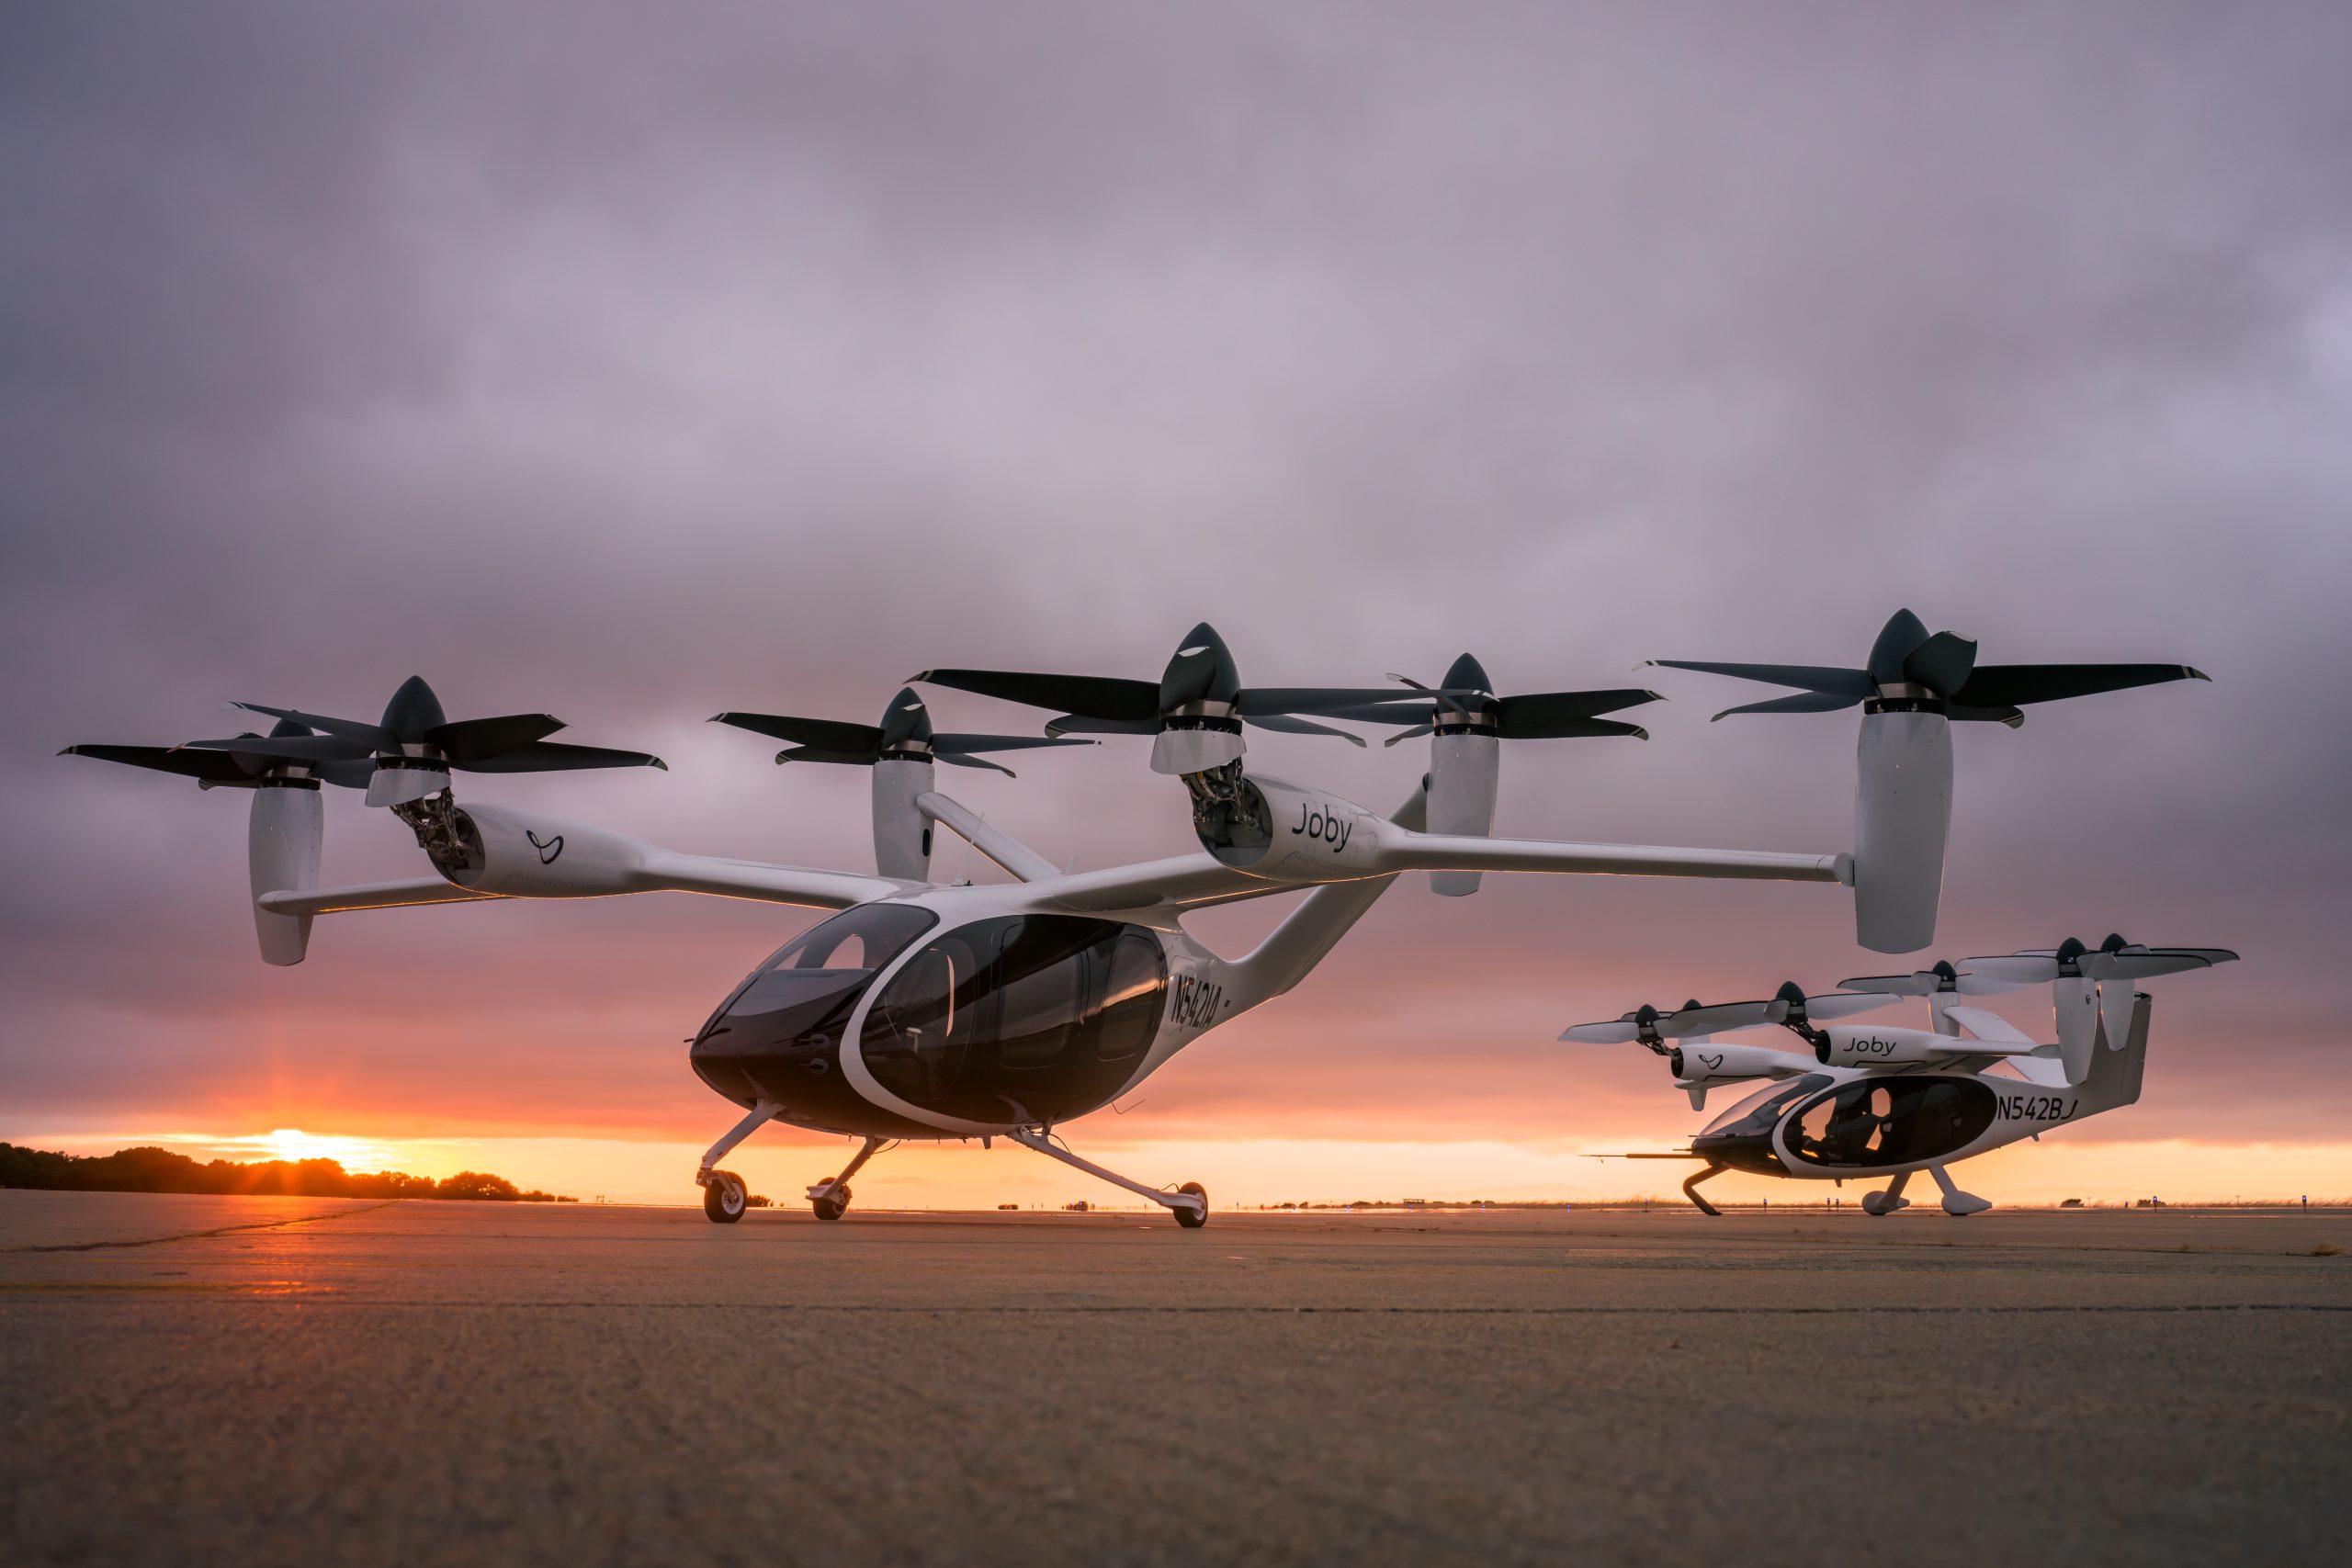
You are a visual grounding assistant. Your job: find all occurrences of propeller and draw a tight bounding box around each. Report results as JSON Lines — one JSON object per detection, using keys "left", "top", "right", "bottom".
{"left": 1647, "top": 607, "right": 2208, "bottom": 726}
{"left": 62, "top": 718, "right": 375, "bottom": 790}
{"left": 915, "top": 622, "right": 1473, "bottom": 777}
{"left": 1562, "top": 983, "right": 1891, "bottom": 1047}
{"left": 1838, "top": 958, "right": 2023, "bottom": 1035}
{"left": 1962, "top": 934, "right": 2240, "bottom": 1045}
{"left": 712, "top": 687, "right": 1093, "bottom": 777}
{"left": 184, "top": 676, "right": 665, "bottom": 807}
{"left": 1310, "top": 653, "right": 1660, "bottom": 746}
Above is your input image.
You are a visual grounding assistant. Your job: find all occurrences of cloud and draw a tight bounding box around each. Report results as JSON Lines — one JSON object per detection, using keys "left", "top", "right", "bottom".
{"left": 5, "top": 4, "right": 2347, "bottom": 1162}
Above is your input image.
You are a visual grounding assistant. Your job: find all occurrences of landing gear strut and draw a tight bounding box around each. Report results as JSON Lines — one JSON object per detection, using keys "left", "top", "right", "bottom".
{"left": 697, "top": 1099, "right": 780, "bottom": 1225}
{"left": 1927, "top": 1163, "right": 1992, "bottom": 1216}
{"left": 1862, "top": 1171, "right": 1911, "bottom": 1216}
{"left": 1007, "top": 1127, "right": 1208, "bottom": 1228}
{"left": 1682, "top": 1162, "right": 1726, "bottom": 1217}
{"left": 808, "top": 1136, "right": 889, "bottom": 1223}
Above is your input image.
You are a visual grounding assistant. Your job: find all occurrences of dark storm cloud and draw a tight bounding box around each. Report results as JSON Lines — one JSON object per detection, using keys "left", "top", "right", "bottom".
{"left": 4, "top": 3, "right": 2349, "bottom": 1143}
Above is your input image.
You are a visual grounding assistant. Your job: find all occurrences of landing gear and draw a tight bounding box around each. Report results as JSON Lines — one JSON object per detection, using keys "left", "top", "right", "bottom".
{"left": 1928, "top": 1163, "right": 1992, "bottom": 1217}
{"left": 704, "top": 1170, "right": 748, "bottom": 1224}
{"left": 697, "top": 1098, "right": 780, "bottom": 1225}
{"left": 1862, "top": 1171, "right": 1912, "bottom": 1216}
{"left": 806, "top": 1136, "right": 888, "bottom": 1223}
{"left": 1006, "top": 1127, "right": 1208, "bottom": 1228}
{"left": 1682, "top": 1162, "right": 1726, "bottom": 1217}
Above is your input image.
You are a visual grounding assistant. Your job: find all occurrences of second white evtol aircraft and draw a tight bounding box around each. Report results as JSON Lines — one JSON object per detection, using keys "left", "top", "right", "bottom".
{"left": 62, "top": 614, "right": 2208, "bottom": 1225}
{"left": 1566, "top": 936, "right": 2238, "bottom": 1215}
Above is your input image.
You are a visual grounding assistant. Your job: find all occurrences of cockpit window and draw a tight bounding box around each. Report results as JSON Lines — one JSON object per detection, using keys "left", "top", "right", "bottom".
{"left": 753, "top": 905, "right": 937, "bottom": 976}
{"left": 1700, "top": 1075, "right": 1832, "bottom": 1140}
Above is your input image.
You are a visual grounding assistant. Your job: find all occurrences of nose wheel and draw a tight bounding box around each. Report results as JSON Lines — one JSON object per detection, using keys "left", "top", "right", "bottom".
{"left": 1172, "top": 1181, "right": 1209, "bottom": 1228}
{"left": 811, "top": 1181, "right": 851, "bottom": 1222}
{"left": 703, "top": 1170, "right": 748, "bottom": 1224}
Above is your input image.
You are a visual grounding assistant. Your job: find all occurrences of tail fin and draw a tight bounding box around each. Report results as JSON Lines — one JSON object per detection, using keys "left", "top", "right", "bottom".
{"left": 2076, "top": 992, "right": 2151, "bottom": 1111}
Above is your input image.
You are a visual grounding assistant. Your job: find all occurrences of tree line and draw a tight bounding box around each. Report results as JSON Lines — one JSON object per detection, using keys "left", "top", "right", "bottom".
{"left": 0, "top": 1143, "right": 573, "bottom": 1202}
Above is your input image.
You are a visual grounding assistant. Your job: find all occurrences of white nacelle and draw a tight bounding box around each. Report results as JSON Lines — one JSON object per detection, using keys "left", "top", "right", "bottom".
{"left": 870, "top": 757, "right": 934, "bottom": 882}
{"left": 249, "top": 782, "right": 323, "bottom": 966}
{"left": 1670, "top": 1042, "right": 1809, "bottom": 1089}
{"left": 1852, "top": 708, "right": 1951, "bottom": 953}
{"left": 435, "top": 802, "right": 654, "bottom": 897}
{"left": 1198, "top": 773, "right": 1390, "bottom": 884}
{"left": 1812, "top": 1021, "right": 2026, "bottom": 1069}
{"left": 1426, "top": 731, "right": 1499, "bottom": 897}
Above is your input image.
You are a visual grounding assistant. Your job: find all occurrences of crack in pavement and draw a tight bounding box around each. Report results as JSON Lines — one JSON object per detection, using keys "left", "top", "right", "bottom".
{"left": 1, "top": 1201, "right": 399, "bottom": 1254}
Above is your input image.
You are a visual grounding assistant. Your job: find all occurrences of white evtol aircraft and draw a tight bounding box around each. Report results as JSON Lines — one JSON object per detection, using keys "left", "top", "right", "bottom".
{"left": 62, "top": 614, "right": 2206, "bottom": 1225}
{"left": 1565, "top": 937, "right": 2238, "bottom": 1216}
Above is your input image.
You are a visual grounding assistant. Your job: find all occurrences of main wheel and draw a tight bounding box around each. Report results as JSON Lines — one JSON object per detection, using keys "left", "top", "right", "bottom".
{"left": 1172, "top": 1181, "right": 1208, "bottom": 1229}
{"left": 704, "top": 1171, "right": 747, "bottom": 1224}
{"left": 812, "top": 1182, "right": 850, "bottom": 1222}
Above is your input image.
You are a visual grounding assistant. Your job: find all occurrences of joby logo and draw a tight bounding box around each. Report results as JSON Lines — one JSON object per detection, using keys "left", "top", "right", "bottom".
{"left": 525, "top": 829, "right": 565, "bottom": 865}
{"left": 1289, "top": 800, "right": 1353, "bottom": 853}
{"left": 1696, "top": 1052, "right": 1724, "bottom": 1071}
{"left": 1849, "top": 1035, "right": 1899, "bottom": 1056}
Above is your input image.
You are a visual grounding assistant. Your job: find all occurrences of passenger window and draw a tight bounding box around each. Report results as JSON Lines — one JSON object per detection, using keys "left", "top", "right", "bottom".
{"left": 1094, "top": 931, "right": 1166, "bottom": 1062}
{"left": 863, "top": 926, "right": 994, "bottom": 1103}
{"left": 992, "top": 919, "right": 1095, "bottom": 1068}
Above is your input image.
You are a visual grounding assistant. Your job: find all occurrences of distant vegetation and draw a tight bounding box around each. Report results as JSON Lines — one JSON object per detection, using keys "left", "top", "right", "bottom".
{"left": 0, "top": 1143, "right": 573, "bottom": 1202}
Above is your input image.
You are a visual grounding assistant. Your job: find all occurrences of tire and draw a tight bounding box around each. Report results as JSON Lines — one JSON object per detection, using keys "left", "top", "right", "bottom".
{"left": 704, "top": 1171, "right": 747, "bottom": 1224}
{"left": 1172, "top": 1181, "right": 1208, "bottom": 1229}
{"left": 812, "top": 1184, "right": 850, "bottom": 1222}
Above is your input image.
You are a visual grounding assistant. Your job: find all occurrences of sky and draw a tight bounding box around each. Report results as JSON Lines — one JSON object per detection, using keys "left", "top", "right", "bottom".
{"left": 6, "top": 3, "right": 2350, "bottom": 1208}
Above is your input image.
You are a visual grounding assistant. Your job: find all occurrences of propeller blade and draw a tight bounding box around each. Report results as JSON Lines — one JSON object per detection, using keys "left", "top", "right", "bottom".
{"left": 1380, "top": 723, "right": 1437, "bottom": 747}
{"left": 1560, "top": 1020, "right": 1644, "bottom": 1044}
{"left": 61, "top": 743, "right": 259, "bottom": 784}
{"left": 1664, "top": 999, "right": 1781, "bottom": 1036}
{"left": 1241, "top": 714, "right": 1367, "bottom": 746}
{"left": 455, "top": 740, "right": 666, "bottom": 773}
{"left": 1948, "top": 705, "right": 2026, "bottom": 728}
{"left": 1710, "top": 690, "right": 1863, "bottom": 721}
{"left": 183, "top": 734, "right": 373, "bottom": 763}
{"left": 225, "top": 702, "right": 392, "bottom": 750}
{"left": 914, "top": 670, "right": 1160, "bottom": 721}
{"left": 1951, "top": 664, "right": 2208, "bottom": 708}
{"left": 1494, "top": 716, "right": 1650, "bottom": 741}
{"left": 932, "top": 733, "right": 1098, "bottom": 755}
{"left": 774, "top": 746, "right": 888, "bottom": 767}
{"left": 1235, "top": 687, "right": 1478, "bottom": 716}
{"left": 424, "top": 713, "right": 567, "bottom": 764}
{"left": 1902, "top": 632, "right": 1979, "bottom": 694}
{"left": 713, "top": 713, "right": 884, "bottom": 754}
{"left": 1802, "top": 993, "right": 1898, "bottom": 1021}
{"left": 1043, "top": 715, "right": 1162, "bottom": 737}
{"left": 2085, "top": 951, "right": 2230, "bottom": 981}
{"left": 1961, "top": 954, "right": 2064, "bottom": 985}
{"left": 1493, "top": 688, "right": 1660, "bottom": 729}
{"left": 934, "top": 750, "right": 1017, "bottom": 776}
{"left": 1299, "top": 702, "right": 1435, "bottom": 725}
{"left": 1645, "top": 661, "right": 1875, "bottom": 697}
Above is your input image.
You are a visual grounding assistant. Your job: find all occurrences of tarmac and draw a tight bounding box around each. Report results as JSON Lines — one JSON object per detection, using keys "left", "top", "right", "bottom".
{"left": 4, "top": 1192, "right": 2347, "bottom": 1567}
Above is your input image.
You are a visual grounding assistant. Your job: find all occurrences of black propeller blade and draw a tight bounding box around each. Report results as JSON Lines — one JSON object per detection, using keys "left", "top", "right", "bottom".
{"left": 208, "top": 676, "right": 663, "bottom": 776}
{"left": 916, "top": 623, "right": 1470, "bottom": 741}
{"left": 1648, "top": 608, "right": 2208, "bottom": 726}
{"left": 1325, "top": 653, "right": 1659, "bottom": 745}
{"left": 61, "top": 719, "right": 373, "bottom": 790}
{"left": 714, "top": 687, "right": 1094, "bottom": 777}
